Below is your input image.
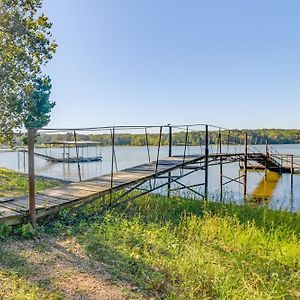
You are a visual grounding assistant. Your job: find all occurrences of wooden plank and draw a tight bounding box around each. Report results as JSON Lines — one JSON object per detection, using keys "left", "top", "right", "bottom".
{"left": 76, "top": 184, "right": 119, "bottom": 192}
{"left": 0, "top": 202, "right": 27, "bottom": 212}
{"left": 0, "top": 196, "right": 57, "bottom": 212}
{"left": 0, "top": 197, "right": 16, "bottom": 203}
{"left": 126, "top": 165, "right": 171, "bottom": 173}
{"left": 35, "top": 194, "right": 71, "bottom": 205}
{"left": 67, "top": 183, "right": 109, "bottom": 193}
{"left": 85, "top": 177, "right": 129, "bottom": 187}
{"left": 0, "top": 205, "right": 24, "bottom": 218}
{"left": 1, "top": 195, "right": 64, "bottom": 212}
{"left": 0, "top": 198, "right": 29, "bottom": 212}
{"left": 110, "top": 172, "right": 151, "bottom": 180}
{"left": 39, "top": 188, "right": 96, "bottom": 200}
{"left": 51, "top": 185, "right": 103, "bottom": 194}
{"left": 38, "top": 190, "right": 80, "bottom": 201}
{"left": 83, "top": 177, "right": 118, "bottom": 185}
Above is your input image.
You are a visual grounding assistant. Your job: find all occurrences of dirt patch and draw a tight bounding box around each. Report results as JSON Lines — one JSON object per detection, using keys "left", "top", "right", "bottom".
{"left": 1, "top": 236, "right": 146, "bottom": 300}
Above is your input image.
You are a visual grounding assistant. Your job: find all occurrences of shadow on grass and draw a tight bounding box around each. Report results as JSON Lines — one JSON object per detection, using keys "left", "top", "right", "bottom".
{"left": 0, "top": 237, "right": 148, "bottom": 299}
{"left": 82, "top": 239, "right": 167, "bottom": 298}
{"left": 0, "top": 243, "right": 63, "bottom": 299}
{"left": 0, "top": 246, "right": 31, "bottom": 275}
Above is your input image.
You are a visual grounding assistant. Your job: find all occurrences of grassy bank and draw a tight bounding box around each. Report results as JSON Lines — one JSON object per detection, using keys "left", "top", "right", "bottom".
{"left": 53, "top": 195, "right": 300, "bottom": 299}
{"left": 0, "top": 167, "right": 61, "bottom": 198}
{"left": 0, "top": 168, "right": 299, "bottom": 299}
{"left": 2, "top": 195, "right": 299, "bottom": 299}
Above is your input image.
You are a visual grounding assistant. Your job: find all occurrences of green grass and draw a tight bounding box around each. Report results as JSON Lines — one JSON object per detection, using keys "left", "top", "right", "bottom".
{"left": 0, "top": 167, "right": 61, "bottom": 198}
{"left": 46, "top": 194, "right": 300, "bottom": 299}
{"left": 0, "top": 168, "right": 63, "bottom": 299}
{"left": 0, "top": 168, "right": 299, "bottom": 299}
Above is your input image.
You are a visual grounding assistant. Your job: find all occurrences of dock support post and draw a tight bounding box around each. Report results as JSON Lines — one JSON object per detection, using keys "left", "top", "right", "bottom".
{"left": 219, "top": 129, "right": 223, "bottom": 201}
{"left": 167, "top": 125, "right": 172, "bottom": 198}
{"left": 73, "top": 131, "right": 82, "bottom": 181}
{"left": 62, "top": 145, "right": 65, "bottom": 161}
{"left": 265, "top": 139, "right": 269, "bottom": 179}
{"left": 204, "top": 125, "right": 209, "bottom": 200}
{"left": 28, "top": 128, "right": 36, "bottom": 227}
{"left": 243, "top": 132, "right": 248, "bottom": 197}
{"left": 291, "top": 154, "right": 294, "bottom": 189}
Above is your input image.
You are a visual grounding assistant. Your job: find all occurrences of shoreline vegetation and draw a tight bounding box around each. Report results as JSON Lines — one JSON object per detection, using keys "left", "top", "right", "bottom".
{"left": 2, "top": 129, "right": 300, "bottom": 147}
{"left": 0, "top": 168, "right": 62, "bottom": 198}
{"left": 35, "top": 129, "right": 300, "bottom": 146}
{"left": 0, "top": 168, "right": 299, "bottom": 299}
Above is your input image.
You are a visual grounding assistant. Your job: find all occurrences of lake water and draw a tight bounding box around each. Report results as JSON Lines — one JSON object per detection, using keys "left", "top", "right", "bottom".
{"left": 1, "top": 144, "right": 300, "bottom": 212}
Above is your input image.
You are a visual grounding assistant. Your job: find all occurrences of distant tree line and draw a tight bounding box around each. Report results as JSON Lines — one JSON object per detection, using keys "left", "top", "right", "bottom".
{"left": 30, "top": 129, "right": 300, "bottom": 146}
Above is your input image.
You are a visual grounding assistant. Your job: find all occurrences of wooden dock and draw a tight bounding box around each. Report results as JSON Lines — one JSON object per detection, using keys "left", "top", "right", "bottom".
{"left": 0, "top": 155, "right": 208, "bottom": 225}
{"left": 0, "top": 151, "right": 296, "bottom": 226}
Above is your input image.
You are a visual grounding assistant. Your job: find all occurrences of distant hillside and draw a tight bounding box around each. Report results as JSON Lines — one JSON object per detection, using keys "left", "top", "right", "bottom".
{"left": 34, "top": 129, "right": 300, "bottom": 146}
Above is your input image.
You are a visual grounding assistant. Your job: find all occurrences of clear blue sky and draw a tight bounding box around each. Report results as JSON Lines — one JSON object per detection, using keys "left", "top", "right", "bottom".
{"left": 42, "top": 0, "right": 300, "bottom": 129}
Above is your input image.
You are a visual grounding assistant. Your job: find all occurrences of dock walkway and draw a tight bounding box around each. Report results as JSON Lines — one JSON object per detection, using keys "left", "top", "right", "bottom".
{"left": 0, "top": 152, "right": 295, "bottom": 226}
{"left": 0, "top": 155, "right": 206, "bottom": 225}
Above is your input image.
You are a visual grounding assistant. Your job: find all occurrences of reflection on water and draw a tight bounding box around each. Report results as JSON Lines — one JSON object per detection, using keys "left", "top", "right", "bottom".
{"left": 251, "top": 172, "right": 281, "bottom": 201}
{"left": 0, "top": 145, "right": 299, "bottom": 212}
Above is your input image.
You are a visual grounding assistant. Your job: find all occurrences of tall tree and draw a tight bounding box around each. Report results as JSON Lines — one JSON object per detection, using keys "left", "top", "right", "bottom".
{"left": 0, "top": 0, "right": 57, "bottom": 144}
{"left": 23, "top": 75, "right": 55, "bottom": 129}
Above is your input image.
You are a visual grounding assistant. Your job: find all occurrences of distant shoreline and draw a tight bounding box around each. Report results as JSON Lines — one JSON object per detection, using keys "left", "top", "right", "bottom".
{"left": 2, "top": 129, "right": 300, "bottom": 147}
{"left": 2, "top": 142, "right": 300, "bottom": 150}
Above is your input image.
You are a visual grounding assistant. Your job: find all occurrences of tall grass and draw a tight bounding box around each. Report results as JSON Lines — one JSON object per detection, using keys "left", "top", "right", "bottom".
{"left": 1, "top": 164, "right": 299, "bottom": 299}
{"left": 0, "top": 170, "right": 300, "bottom": 299}
{"left": 50, "top": 194, "right": 300, "bottom": 299}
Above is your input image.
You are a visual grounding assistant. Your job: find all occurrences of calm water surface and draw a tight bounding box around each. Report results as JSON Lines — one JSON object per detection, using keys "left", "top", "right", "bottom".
{"left": 0, "top": 145, "right": 299, "bottom": 212}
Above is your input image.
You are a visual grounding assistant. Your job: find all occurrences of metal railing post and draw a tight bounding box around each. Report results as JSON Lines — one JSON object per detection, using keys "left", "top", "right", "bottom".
{"left": 73, "top": 131, "right": 82, "bottom": 181}
{"left": 204, "top": 125, "right": 209, "bottom": 200}
{"left": 243, "top": 132, "right": 248, "bottom": 197}
{"left": 265, "top": 138, "right": 269, "bottom": 179}
{"left": 266, "top": 138, "right": 269, "bottom": 156}
{"left": 28, "top": 128, "right": 36, "bottom": 226}
{"left": 168, "top": 125, "right": 172, "bottom": 158}
{"left": 219, "top": 129, "right": 223, "bottom": 200}
{"left": 291, "top": 154, "right": 294, "bottom": 189}
{"left": 181, "top": 126, "right": 189, "bottom": 176}
{"left": 154, "top": 126, "right": 163, "bottom": 188}
{"left": 167, "top": 125, "right": 172, "bottom": 197}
